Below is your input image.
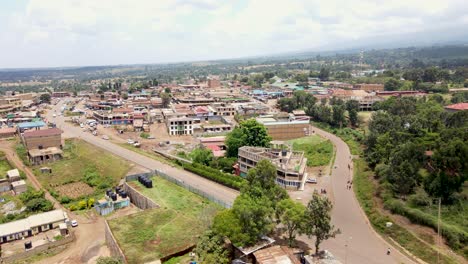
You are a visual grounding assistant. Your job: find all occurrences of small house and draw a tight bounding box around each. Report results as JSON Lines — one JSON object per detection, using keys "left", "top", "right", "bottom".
{"left": 7, "top": 169, "right": 21, "bottom": 182}
{"left": 12, "top": 180, "right": 27, "bottom": 194}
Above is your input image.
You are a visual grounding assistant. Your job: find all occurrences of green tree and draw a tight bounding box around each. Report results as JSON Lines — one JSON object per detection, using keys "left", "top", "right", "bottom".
{"left": 384, "top": 78, "right": 401, "bottom": 91}
{"left": 345, "top": 100, "right": 359, "bottom": 127}
{"left": 319, "top": 67, "right": 330, "bottom": 81}
{"left": 225, "top": 119, "right": 271, "bottom": 157}
{"left": 303, "top": 192, "right": 340, "bottom": 254}
{"left": 332, "top": 104, "right": 346, "bottom": 127}
{"left": 160, "top": 92, "right": 171, "bottom": 108}
{"left": 194, "top": 230, "right": 230, "bottom": 264}
{"left": 40, "top": 93, "right": 51, "bottom": 103}
{"left": 277, "top": 199, "right": 306, "bottom": 246}
{"left": 25, "top": 198, "right": 53, "bottom": 212}
{"left": 190, "top": 146, "right": 214, "bottom": 166}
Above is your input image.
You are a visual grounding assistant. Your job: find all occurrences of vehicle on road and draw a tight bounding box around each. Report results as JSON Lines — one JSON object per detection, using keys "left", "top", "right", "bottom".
{"left": 306, "top": 178, "right": 317, "bottom": 184}
{"left": 147, "top": 135, "right": 155, "bottom": 139}
{"left": 102, "top": 135, "right": 109, "bottom": 140}
{"left": 71, "top": 220, "right": 78, "bottom": 227}
{"left": 80, "top": 123, "right": 84, "bottom": 128}
{"left": 134, "top": 142, "right": 141, "bottom": 148}
{"left": 53, "top": 114, "right": 56, "bottom": 118}
{"left": 92, "top": 131, "right": 98, "bottom": 136}
{"left": 127, "top": 139, "right": 135, "bottom": 144}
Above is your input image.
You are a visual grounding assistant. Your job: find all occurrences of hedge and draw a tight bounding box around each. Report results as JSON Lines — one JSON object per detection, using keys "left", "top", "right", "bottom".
{"left": 181, "top": 162, "right": 246, "bottom": 190}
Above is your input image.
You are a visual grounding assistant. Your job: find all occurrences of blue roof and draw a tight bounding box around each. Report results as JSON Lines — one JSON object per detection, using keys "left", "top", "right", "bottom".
{"left": 253, "top": 89, "right": 266, "bottom": 95}
{"left": 17, "top": 120, "right": 46, "bottom": 129}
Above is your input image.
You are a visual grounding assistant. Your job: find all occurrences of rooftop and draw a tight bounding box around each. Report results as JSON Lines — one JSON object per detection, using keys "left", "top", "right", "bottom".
{"left": 23, "top": 128, "right": 62, "bottom": 138}
{"left": 239, "top": 146, "right": 306, "bottom": 174}
{"left": 445, "top": 103, "right": 468, "bottom": 111}
{"left": 0, "top": 209, "right": 67, "bottom": 237}
{"left": 17, "top": 120, "right": 46, "bottom": 129}
{"left": 253, "top": 245, "right": 301, "bottom": 264}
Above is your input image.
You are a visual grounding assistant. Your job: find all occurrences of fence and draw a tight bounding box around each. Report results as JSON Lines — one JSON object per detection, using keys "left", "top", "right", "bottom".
{"left": 104, "top": 220, "right": 127, "bottom": 264}
{"left": 1, "top": 232, "right": 75, "bottom": 263}
{"left": 152, "top": 148, "right": 192, "bottom": 164}
{"left": 154, "top": 169, "right": 232, "bottom": 208}
{"left": 123, "top": 181, "right": 159, "bottom": 210}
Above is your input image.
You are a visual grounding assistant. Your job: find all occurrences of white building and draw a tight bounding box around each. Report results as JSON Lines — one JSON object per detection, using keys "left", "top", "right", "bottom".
{"left": 167, "top": 117, "right": 194, "bottom": 135}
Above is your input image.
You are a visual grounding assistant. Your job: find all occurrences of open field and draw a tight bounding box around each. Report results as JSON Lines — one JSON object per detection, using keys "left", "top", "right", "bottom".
{"left": 108, "top": 178, "right": 221, "bottom": 264}
{"left": 288, "top": 135, "right": 334, "bottom": 167}
{"left": 55, "top": 182, "right": 94, "bottom": 199}
{"left": 33, "top": 139, "right": 131, "bottom": 199}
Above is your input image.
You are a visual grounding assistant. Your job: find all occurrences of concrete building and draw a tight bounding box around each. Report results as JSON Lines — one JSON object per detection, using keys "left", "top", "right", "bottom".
{"left": 51, "top": 92, "right": 71, "bottom": 98}
{"left": 210, "top": 103, "right": 236, "bottom": 116}
{"left": 7, "top": 169, "right": 21, "bottom": 182}
{"left": 237, "top": 143, "right": 307, "bottom": 190}
{"left": 207, "top": 78, "right": 221, "bottom": 88}
{"left": 0, "top": 210, "right": 68, "bottom": 243}
{"left": 167, "top": 117, "right": 194, "bottom": 135}
{"left": 12, "top": 180, "right": 27, "bottom": 194}
{"left": 256, "top": 115, "right": 310, "bottom": 140}
{"left": 22, "top": 128, "right": 63, "bottom": 165}
{"left": 353, "top": 83, "right": 384, "bottom": 92}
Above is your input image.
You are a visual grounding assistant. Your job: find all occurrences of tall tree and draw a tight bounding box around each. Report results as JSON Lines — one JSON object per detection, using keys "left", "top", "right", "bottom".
{"left": 384, "top": 78, "right": 401, "bottom": 91}
{"left": 345, "top": 100, "right": 360, "bottom": 127}
{"left": 277, "top": 199, "right": 306, "bottom": 246}
{"left": 319, "top": 67, "right": 330, "bottom": 81}
{"left": 225, "top": 119, "right": 271, "bottom": 157}
{"left": 194, "top": 230, "right": 230, "bottom": 264}
{"left": 160, "top": 92, "right": 171, "bottom": 108}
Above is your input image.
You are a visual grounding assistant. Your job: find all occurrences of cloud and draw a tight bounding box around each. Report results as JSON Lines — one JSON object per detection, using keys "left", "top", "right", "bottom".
{"left": 1, "top": 0, "right": 468, "bottom": 68}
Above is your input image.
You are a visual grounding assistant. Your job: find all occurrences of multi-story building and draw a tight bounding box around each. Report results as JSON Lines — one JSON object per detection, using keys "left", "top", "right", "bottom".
{"left": 210, "top": 103, "right": 236, "bottom": 116}
{"left": 237, "top": 143, "right": 307, "bottom": 190}
{"left": 167, "top": 117, "right": 193, "bottom": 135}
{"left": 51, "top": 92, "right": 71, "bottom": 98}
{"left": 256, "top": 114, "right": 310, "bottom": 140}
{"left": 353, "top": 83, "right": 384, "bottom": 92}
{"left": 22, "top": 128, "right": 63, "bottom": 165}
{"left": 207, "top": 78, "right": 221, "bottom": 88}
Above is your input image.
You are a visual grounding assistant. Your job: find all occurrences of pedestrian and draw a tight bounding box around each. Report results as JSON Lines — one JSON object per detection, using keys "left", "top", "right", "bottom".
{"left": 387, "top": 248, "right": 391, "bottom": 255}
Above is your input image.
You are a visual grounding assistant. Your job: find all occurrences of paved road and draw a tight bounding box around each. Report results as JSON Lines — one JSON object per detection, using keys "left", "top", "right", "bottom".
{"left": 48, "top": 101, "right": 239, "bottom": 207}
{"left": 310, "top": 125, "right": 415, "bottom": 264}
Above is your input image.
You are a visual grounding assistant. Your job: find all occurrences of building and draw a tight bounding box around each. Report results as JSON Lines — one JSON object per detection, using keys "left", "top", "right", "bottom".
{"left": 22, "top": 128, "right": 62, "bottom": 150}
{"left": 12, "top": 180, "right": 27, "bottom": 194}
{"left": 253, "top": 245, "right": 302, "bottom": 264}
{"left": 51, "top": 92, "right": 71, "bottom": 98}
{"left": 353, "top": 83, "right": 384, "bottom": 92}
{"left": 7, "top": 169, "right": 21, "bottom": 182}
{"left": 444, "top": 103, "right": 468, "bottom": 112}
{"left": 0, "top": 209, "right": 68, "bottom": 243}
{"left": 0, "top": 127, "right": 16, "bottom": 138}
{"left": 207, "top": 78, "right": 221, "bottom": 88}
{"left": 237, "top": 143, "right": 307, "bottom": 190}
{"left": 167, "top": 117, "right": 194, "bottom": 135}
{"left": 210, "top": 103, "right": 236, "bottom": 116}
{"left": 256, "top": 114, "right": 310, "bottom": 140}
{"left": 22, "top": 128, "right": 63, "bottom": 165}
{"left": 17, "top": 120, "right": 46, "bottom": 133}
{"left": 332, "top": 89, "right": 384, "bottom": 111}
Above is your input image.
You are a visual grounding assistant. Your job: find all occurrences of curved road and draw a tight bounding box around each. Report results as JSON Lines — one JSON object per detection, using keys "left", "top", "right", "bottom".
{"left": 49, "top": 99, "right": 414, "bottom": 263}
{"left": 311, "top": 125, "right": 415, "bottom": 264}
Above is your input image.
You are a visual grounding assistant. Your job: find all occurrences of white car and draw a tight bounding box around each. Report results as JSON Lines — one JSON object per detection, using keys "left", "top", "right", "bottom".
{"left": 127, "top": 139, "right": 135, "bottom": 144}
{"left": 80, "top": 123, "right": 84, "bottom": 128}
{"left": 102, "top": 135, "right": 109, "bottom": 140}
{"left": 71, "top": 220, "right": 78, "bottom": 227}
{"left": 306, "top": 178, "right": 318, "bottom": 184}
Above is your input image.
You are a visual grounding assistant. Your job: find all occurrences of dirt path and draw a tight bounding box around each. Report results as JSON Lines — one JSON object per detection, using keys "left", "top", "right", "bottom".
{"left": 0, "top": 140, "right": 109, "bottom": 264}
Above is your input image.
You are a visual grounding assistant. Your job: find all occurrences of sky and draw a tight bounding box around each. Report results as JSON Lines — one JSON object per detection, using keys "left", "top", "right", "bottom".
{"left": 1, "top": 0, "right": 468, "bottom": 68}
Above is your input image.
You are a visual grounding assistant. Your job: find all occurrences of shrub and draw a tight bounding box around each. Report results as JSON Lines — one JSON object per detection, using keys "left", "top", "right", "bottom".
{"left": 181, "top": 162, "right": 246, "bottom": 190}
{"left": 408, "top": 189, "right": 431, "bottom": 207}
{"left": 60, "top": 196, "right": 72, "bottom": 204}
{"left": 77, "top": 200, "right": 87, "bottom": 210}
{"left": 69, "top": 204, "right": 78, "bottom": 211}
{"left": 140, "top": 132, "right": 150, "bottom": 139}
{"left": 87, "top": 198, "right": 95, "bottom": 208}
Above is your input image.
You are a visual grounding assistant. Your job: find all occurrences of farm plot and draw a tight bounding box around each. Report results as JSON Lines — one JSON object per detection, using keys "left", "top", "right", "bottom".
{"left": 108, "top": 177, "right": 221, "bottom": 264}
{"left": 55, "top": 182, "right": 94, "bottom": 199}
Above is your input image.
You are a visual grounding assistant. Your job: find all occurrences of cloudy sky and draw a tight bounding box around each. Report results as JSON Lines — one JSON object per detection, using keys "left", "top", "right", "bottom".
{"left": 1, "top": 0, "right": 468, "bottom": 68}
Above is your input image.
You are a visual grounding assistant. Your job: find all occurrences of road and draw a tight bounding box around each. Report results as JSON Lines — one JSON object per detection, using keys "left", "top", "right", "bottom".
{"left": 308, "top": 125, "right": 416, "bottom": 264}
{"left": 48, "top": 99, "right": 414, "bottom": 263}
{"left": 48, "top": 101, "right": 239, "bottom": 207}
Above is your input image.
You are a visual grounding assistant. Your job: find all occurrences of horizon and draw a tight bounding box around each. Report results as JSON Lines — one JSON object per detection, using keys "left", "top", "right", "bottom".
{"left": 1, "top": 0, "right": 468, "bottom": 69}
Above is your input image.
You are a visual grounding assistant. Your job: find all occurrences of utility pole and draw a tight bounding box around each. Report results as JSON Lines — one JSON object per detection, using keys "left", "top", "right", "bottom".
{"left": 437, "top": 197, "right": 441, "bottom": 264}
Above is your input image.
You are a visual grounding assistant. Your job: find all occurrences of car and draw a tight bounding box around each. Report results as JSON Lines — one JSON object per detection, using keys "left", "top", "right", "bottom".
{"left": 71, "top": 220, "right": 78, "bottom": 227}
{"left": 147, "top": 135, "right": 155, "bottom": 139}
{"left": 80, "top": 123, "right": 84, "bottom": 128}
{"left": 127, "top": 139, "right": 135, "bottom": 144}
{"left": 53, "top": 114, "right": 56, "bottom": 118}
{"left": 102, "top": 135, "right": 109, "bottom": 140}
{"left": 306, "top": 178, "right": 318, "bottom": 184}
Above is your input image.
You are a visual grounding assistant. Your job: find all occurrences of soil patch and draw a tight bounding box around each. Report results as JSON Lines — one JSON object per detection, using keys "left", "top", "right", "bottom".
{"left": 56, "top": 182, "right": 94, "bottom": 199}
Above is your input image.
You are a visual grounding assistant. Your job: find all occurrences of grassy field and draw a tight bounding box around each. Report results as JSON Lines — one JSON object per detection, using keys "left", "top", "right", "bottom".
{"left": 0, "top": 155, "right": 13, "bottom": 178}
{"left": 288, "top": 135, "right": 334, "bottom": 167}
{"left": 33, "top": 139, "right": 131, "bottom": 199}
{"left": 109, "top": 177, "right": 221, "bottom": 264}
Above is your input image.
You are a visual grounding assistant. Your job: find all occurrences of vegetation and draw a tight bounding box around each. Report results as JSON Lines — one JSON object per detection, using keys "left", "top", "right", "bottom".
{"left": 96, "top": 256, "right": 123, "bottom": 264}
{"left": 180, "top": 162, "right": 245, "bottom": 190}
{"left": 39, "top": 93, "right": 51, "bottom": 104}
{"left": 194, "top": 230, "right": 230, "bottom": 264}
{"left": 139, "top": 132, "right": 150, "bottom": 139}
{"left": 289, "top": 136, "right": 334, "bottom": 167}
{"left": 277, "top": 198, "right": 306, "bottom": 247}
{"left": 109, "top": 177, "right": 221, "bottom": 263}
{"left": 189, "top": 146, "right": 213, "bottom": 166}
{"left": 225, "top": 119, "right": 271, "bottom": 157}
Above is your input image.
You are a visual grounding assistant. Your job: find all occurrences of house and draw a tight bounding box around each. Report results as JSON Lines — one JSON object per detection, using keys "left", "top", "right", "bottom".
{"left": 353, "top": 83, "right": 384, "bottom": 92}
{"left": 12, "top": 180, "right": 27, "bottom": 194}
{"left": 0, "top": 210, "right": 68, "bottom": 243}
{"left": 7, "top": 169, "right": 21, "bottom": 182}
{"left": 0, "top": 127, "right": 16, "bottom": 138}
{"left": 256, "top": 114, "right": 310, "bottom": 140}
{"left": 253, "top": 245, "right": 302, "bottom": 264}
{"left": 444, "top": 103, "right": 468, "bottom": 112}
{"left": 17, "top": 120, "right": 46, "bottom": 133}
{"left": 51, "top": 92, "right": 70, "bottom": 98}
{"left": 22, "top": 128, "right": 63, "bottom": 165}
{"left": 237, "top": 142, "right": 308, "bottom": 190}
{"left": 207, "top": 78, "right": 221, "bottom": 88}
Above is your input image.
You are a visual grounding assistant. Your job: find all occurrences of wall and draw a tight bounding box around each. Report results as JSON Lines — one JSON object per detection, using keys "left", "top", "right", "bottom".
{"left": 264, "top": 123, "right": 309, "bottom": 140}
{"left": 122, "top": 181, "right": 159, "bottom": 210}
{"left": 1, "top": 232, "right": 75, "bottom": 263}
{"left": 24, "top": 134, "right": 62, "bottom": 150}
{"left": 104, "top": 220, "right": 127, "bottom": 264}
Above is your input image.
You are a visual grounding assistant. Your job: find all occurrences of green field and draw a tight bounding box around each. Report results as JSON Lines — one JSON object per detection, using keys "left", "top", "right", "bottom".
{"left": 33, "top": 139, "right": 131, "bottom": 199}
{"left": 288, "top": 135, "right": 334, "bottom": 167}
{"left": 109, "top": 178, "right": 221, "bottom": 264}
{"left": 0, "top": 154, "right": 13, "bottom": 178}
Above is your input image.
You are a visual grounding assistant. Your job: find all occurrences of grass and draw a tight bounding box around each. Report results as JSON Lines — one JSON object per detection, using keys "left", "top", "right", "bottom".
{"left": 288, "top": 135, "right": 334, "bottom": 167}
{"left": 163, "top": 253, "right": 192, "bottom": 264}
{"left": 117, "top": 143, "right": 184, "bottom": 169}
{"left": 0, "top": 156, "right": 13, "bottom": 179}
{"left": 33, "top": 139, "right": 131, "bottom": 199}
{"left": 108, "top": 177, "right": 221, "bottom": 264}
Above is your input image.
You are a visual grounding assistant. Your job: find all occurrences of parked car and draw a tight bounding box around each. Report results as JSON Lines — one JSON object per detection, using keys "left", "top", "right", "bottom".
{"left": 80, "top": 123, "right": 84, "bottom": 128}
{"left": 71, "top": 220, "right": 78, "bottom": 227}
{"left": 127, "top": 139, "right": 135, "bottom": 144}
{"left": 102, "top": 135, "right": 109, "bottom": 140}
{"left": 306, "top": 178, "right": 317, "bottom": 184}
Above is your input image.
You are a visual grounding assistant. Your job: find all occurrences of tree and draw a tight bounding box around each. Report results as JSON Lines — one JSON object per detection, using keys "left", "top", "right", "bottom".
{"left": 384, "top": 78, "right": 401, "bottom": 91}
{"left": 212, "top": 210, "right": 248, "bottom": 246}
{"left": 277, "top": 199, "right": 306, "bottom": 246}
{"left": 40, "top": 93, "right": 51, "bottom": 104}
{"left": 194, "top": 230, "right": 230, "bottom": 264}
{"left": 25, "top": 198, "right": 53, "bottom": 212}
{"left": 225, "top": 119, "right": 271, "bottom": 157}
{"left": 332, "top": 104, "right": 346, "bottom": 127}
{"left": 319, "top": 67, "right": 330, "bottom": 81}
{"left": 160, "top": 92, "right": 171, "bottom": 108}
{"left": 96, "top": 256, "right": 122, "bottom": 264}
{"left": 190, "top": 146, "right": 214, "bottom": 166}
{"left": 345, "top": 100, "right": 359, "bottom": 127}
{"left": 303, "top": 192, "right": 340, "bottom": 254}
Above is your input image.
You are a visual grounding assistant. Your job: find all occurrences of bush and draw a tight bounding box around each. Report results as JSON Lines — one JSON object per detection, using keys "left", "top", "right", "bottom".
{"left": 140, "top": 132, "right": 150, "bottom": 139}
{"left": 181, "top": 162, "right": 246, "bottom": 190}
{"left": 87, "top": 198, "right": 95, "bottom": 208}
{"left": 69, "top": 204, "right": 78, "bottom": 211}
{"left": 25, "top": 198, "right": 53, "bottom": 212}
{"left": 77, "top": 200, "right": 87, "bottom": 210}
{"left": 408, "top": 189, "right": 431, "bottom": 207}
{"left": 60, "top": 196, "right": 72, "bottom": 204}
